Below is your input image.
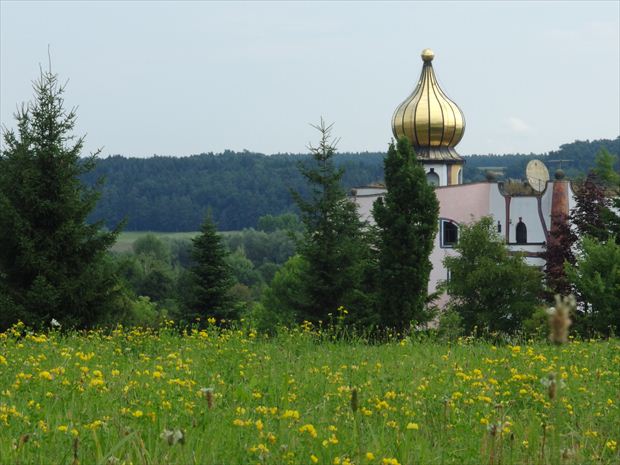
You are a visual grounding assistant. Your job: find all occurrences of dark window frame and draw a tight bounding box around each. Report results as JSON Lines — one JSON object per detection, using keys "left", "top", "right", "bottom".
{"left": 440, "top": 219, "right": 459, "bottom": 248}
{"left": 427, "top": 170, "right": 440, "bottom": 186}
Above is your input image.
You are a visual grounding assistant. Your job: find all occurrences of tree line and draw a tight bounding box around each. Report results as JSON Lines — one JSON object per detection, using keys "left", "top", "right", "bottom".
{"left": 2, "top": 69, "right": 619, "bottom": 338}
{"left": 82, "top": 138, "right": 620, "bottom": 231}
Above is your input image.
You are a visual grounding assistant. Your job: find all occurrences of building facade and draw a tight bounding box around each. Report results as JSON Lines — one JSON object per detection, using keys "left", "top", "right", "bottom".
{"left": 354, "top": 49, "right": 575, "bottom": 305}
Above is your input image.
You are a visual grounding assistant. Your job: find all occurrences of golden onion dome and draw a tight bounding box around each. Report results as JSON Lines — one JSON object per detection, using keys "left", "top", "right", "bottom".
{"left": 392, "top": 49, "right": 465, "bottom": 161}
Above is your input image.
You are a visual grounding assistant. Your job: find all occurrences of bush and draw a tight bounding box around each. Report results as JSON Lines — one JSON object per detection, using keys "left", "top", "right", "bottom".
{"left": 522, "top": 306, "right": 551, "bottom": 340}
{"left": 436, "top": 308, "right": 464, "bottom": 341}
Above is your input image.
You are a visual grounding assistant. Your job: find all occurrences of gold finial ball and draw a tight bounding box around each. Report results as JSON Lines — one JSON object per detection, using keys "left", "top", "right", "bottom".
{"left": 421, "top": 48, "right": 434, "bottom": 62}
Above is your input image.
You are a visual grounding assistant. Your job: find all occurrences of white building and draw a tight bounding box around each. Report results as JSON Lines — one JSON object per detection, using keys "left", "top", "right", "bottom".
{"left": 354, "top": 49, "right": 575, "bottom": 306}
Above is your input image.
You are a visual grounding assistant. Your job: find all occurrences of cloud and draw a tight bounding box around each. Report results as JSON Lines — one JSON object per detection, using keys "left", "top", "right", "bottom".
{"left": 507, "top": 117, "right": 532, "bottom": 134}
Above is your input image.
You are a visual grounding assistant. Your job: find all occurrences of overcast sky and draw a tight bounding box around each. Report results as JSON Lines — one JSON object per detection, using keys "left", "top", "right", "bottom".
{"left": 1, "top": 1, "right": 618, "bottom": 158}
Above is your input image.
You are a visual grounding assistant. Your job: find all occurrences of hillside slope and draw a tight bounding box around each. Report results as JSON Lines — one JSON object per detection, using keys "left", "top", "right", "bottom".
{"left": 83, "top": 137, "right": 619, "bottom": 231}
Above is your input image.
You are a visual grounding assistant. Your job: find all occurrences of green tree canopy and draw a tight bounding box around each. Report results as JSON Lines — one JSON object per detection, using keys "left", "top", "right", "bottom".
{"left": 372, "top": 137, "right": 439, "bottom": 330}
{"left": 0, "top": 69, "right": 121, "bottom": 328}
{"left": 566, "top": 236, "right": 620, "bottom": 336}
{"left": 593, "top": 148, "right": 620, "bottom": 243}
{"left": 444, "top": 217, "right": 543, "bottom": 334}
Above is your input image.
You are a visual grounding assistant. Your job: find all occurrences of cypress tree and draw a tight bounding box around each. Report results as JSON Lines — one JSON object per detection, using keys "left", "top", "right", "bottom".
{"left": 0, "top": 69, "right": 122, "bottom": 328}
{"left": 182, "top": 215, "right": 235, "bottom": 323}
{"left": 372, "top": 137, "right": 439, "bottom": 330}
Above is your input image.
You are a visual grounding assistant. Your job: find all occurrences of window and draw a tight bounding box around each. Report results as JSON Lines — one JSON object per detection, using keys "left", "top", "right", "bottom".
{"left": 516, "top": 219, "right": 527, "bottom": 244}
{"left": 426, "top": 170, "right": 440, "bottom": 186}
{"left": 497, "top": 221, "right": 502, "bottom": 233}
{"left": 441, "top": 220, "right": 458, "bottom": 247}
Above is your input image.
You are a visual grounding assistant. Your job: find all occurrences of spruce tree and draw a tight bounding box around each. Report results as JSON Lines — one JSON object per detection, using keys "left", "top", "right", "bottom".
{"left": 372, "top": 137, "right": 439, "bottom": 330}
{"left": 0, "top": 69, "right": 121, "bottom": 328}
{"left": 291, "top": 120, "right": 373, "bottom": 324}
{"left": 182, "top": 215, "right": 235, "bottom": 323}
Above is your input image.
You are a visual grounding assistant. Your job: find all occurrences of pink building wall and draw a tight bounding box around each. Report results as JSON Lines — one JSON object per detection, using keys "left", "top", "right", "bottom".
{"left": 429, "top": 183, "right": 491, "bottom": 306}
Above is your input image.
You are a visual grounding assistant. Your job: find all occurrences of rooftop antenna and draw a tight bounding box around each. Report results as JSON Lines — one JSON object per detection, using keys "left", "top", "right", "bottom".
{"left": 548, "top": 159, "right": 571, "bottom": 170}
{"left": 548, "top": 159, "right": 572, "bottom": 179}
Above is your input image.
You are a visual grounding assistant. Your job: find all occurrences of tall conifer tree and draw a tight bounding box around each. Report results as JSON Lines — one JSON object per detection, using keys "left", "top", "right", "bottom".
{"left": 291, "top": 120, "right": 372, "bottom": 324}
{"left": 182, "top": 215, "right": 235, "bottom": 323}
{"left": 372, "top": 137, "right": 439, "bottom": 330}
{"left": 0, "top": 70, "right": 121, "bottom": 328}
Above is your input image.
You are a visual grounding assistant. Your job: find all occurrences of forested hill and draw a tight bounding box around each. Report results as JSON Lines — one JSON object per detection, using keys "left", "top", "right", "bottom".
{"left": 84, "top": 137, "right": 619, "bottom": 232}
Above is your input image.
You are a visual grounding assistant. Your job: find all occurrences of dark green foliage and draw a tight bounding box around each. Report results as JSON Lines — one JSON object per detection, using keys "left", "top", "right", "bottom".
{"left": 594, "top": 148, "right": 620, "bottom": 243}
{"left": 115, "top": 235, "right": 177, "bottom": 303}
{"left": 223, "top": 228, "right": 297, "bottom": 267}
{"left": 593, "top": 148, "right": 620, "bottom": 188}
{"left": 463, "top": 137, "right": 619, "bottom": 182}
{"left": 290, "top": 121, "right": 373, "bottom": 324}
{"left": 181, "top": 216, "right": 235, "bottom": 322}
{"left": 436, "top": 309, "right": 464, "bottom": 341}
{"left": 225, "top": 249, "right": 264, "bottom": 287}
{"left": 444, "top": 217, "right": 544, "bottom": 334}
{"left": 372, "top": 138, "right": 439, "bottom": 330}
{"left": 0, "top": 70, "right": 122, "bottom": 328}
{"left": 257, "top": 213, "right": 303, "bottom": 233}
{"left": 258, "top": 255, "right": 308, "bottom": 329}
{"left": 566, "top": 237, "right": 620, "bottom": 336}
{"left": 522, "top": 306, "right": 551, "bottom": 339}
{"left": 81, "top": 138, "right": 619, "bottom": 232}
{"left": 603, "top": 197, "right": 620, "bottom": 244}
{"left": 82, "top": 152, "right": 385, "bottom": 232}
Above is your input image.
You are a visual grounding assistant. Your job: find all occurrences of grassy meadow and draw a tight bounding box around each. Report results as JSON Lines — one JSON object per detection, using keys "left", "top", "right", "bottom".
{"left": 0, "top": 323, "right": 618, "bottom": 465}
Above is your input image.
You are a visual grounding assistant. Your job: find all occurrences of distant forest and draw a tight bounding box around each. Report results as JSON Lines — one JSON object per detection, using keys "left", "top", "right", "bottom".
{"left": 82, "top": 137, "right": 619, "bottom": 232}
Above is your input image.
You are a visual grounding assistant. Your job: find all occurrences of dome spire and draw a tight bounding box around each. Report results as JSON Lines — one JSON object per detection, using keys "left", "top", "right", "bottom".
{"left": 392, "top": 49, "right": 465, "bottom": 162}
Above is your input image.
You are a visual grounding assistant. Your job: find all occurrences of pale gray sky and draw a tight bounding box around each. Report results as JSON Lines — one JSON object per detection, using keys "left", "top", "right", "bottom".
{"left": 1, "top": 1, "right": 619, "bottom": 157}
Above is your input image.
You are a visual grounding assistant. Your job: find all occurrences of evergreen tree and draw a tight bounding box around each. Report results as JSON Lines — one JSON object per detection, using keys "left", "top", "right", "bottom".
{"left": 444, "top": 217, "right": 543, "bottom": 334}
{"left": 372, "top": 137, "right": 439, "bottom": 330}
{"left": 0, "top": 69, "right": 121, "bottom": 328}
{"left": 291, "top": 120, "right": 373, "bottom": 324}
{"left": 182, "top": 215, "right": 235, "bottom": 323}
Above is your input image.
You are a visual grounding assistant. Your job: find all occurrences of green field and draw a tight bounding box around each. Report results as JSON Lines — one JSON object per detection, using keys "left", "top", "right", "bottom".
{"left": 1, "top": 323, "right": 618, "bottom": 465}
{"left": 111, "top": 232, "right": 201, "bottom": 253}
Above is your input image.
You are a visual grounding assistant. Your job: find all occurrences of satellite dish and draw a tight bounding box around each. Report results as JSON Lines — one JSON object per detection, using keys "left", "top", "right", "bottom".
{"left": 526, "top": 159, "right": 550, "bottom": 193}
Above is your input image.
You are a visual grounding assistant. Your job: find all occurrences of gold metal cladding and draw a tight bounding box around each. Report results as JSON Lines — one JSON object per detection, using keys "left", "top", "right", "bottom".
{"left": 392, "top": 50, "right": 465, "bottom": 158}
{"left": 421, "top": 48, "right": 435, "bottom": 62}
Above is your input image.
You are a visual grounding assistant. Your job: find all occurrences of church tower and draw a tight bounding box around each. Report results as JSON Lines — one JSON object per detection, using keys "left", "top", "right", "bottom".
{"left": 392, "top": 49, "right": 465, "bottom": 186}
